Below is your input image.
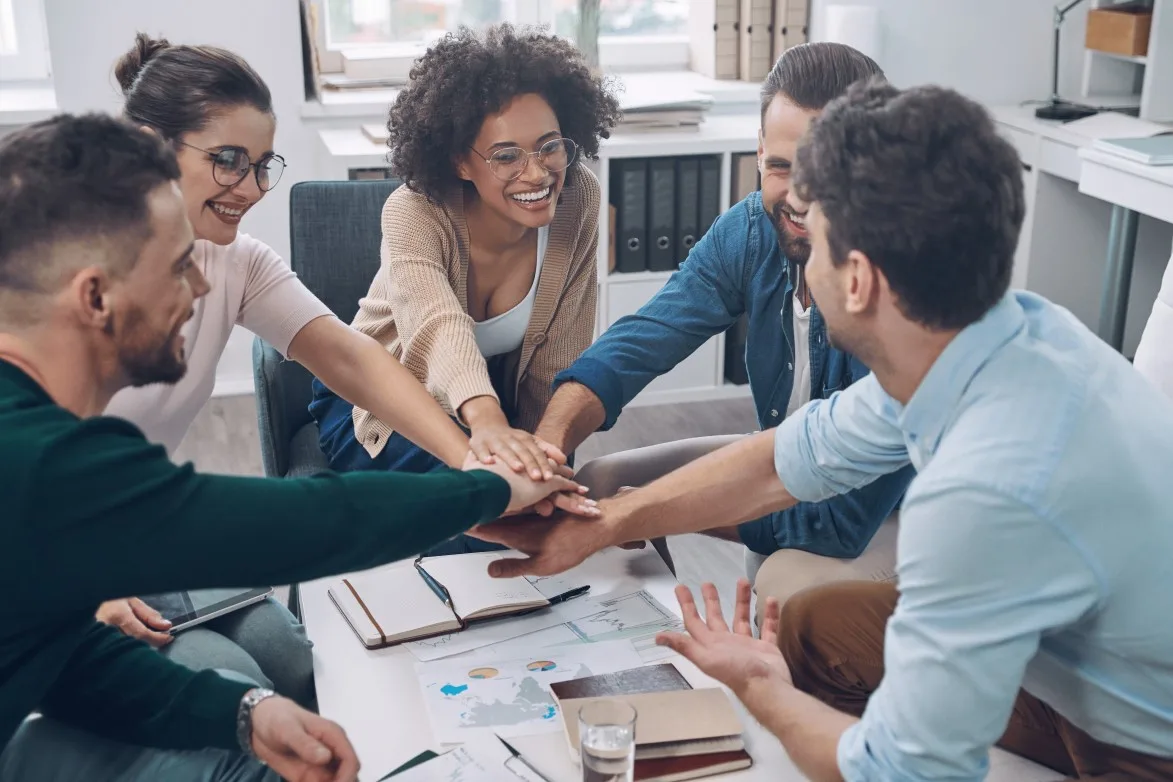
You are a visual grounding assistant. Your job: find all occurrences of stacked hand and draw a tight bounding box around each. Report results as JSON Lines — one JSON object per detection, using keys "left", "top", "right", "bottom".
{"left": 462, "top": 452, "right": 599, "bottom": 517}
{"left": 655, "top": 579, "right": 791, "bottom": 697}
{"left": 468, "top": 423, "right": 565, "bottom": 481}
{"left": 249, "top": 694, "right": 359, "bottom": 781}
{"left": 467, "top": 508, "right": 615, "bottom": 576}
{"left": 96, "top": 597, "right": 173, "bottom": 647}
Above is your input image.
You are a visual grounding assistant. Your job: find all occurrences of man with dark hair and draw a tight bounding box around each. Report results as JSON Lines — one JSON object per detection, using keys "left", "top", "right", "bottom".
{"left": 0, "top": 115, "right": 579, "bottom": 781}
{"left": 534, "top": 42, "right": 915, "bottom": 604}
{"left": 474, "top": 82, "right": 1173, "bottom": 780}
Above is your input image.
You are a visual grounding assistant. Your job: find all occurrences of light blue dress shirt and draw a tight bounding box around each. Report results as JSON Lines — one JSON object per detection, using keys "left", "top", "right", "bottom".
{"left": 773, "top": 291, "right": 1173, "bottom": 781}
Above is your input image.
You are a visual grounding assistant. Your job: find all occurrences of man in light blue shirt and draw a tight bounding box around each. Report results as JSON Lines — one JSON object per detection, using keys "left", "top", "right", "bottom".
{"left": 473, "top": 80, "right": 1173, "bottom": 780}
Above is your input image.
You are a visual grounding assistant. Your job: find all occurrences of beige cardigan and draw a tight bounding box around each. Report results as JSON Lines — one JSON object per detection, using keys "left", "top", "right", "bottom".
{"left": 350, "top": 166, "right": 601, "bottom": 456}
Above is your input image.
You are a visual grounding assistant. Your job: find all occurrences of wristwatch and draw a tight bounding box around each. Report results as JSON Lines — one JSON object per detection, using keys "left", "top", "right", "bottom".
{"left": 236, "top": 687, "right": 277, "bottom": 761}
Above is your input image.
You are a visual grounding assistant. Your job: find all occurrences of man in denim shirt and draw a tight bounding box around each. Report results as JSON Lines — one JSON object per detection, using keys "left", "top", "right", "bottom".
{"left": 535, "top": 43, "right": 915, "bottom": 598}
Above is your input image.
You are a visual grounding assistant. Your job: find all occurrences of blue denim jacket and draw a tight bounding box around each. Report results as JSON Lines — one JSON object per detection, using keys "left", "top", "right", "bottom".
{"left": 555, "top": 192, "right": 915, "bottom": 556}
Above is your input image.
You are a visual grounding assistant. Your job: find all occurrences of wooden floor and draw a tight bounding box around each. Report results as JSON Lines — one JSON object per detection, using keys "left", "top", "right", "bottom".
{"left": 175, "top": 395, "right": 761, "bottom": 617}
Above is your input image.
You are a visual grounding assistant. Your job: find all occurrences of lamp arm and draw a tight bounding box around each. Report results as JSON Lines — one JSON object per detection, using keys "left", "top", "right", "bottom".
{"left": 1050, "top": 0, "right": 1088, "bottom": 103}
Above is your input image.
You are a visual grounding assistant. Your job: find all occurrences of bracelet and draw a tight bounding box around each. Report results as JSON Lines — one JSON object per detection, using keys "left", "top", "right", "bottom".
{"left": 236, "top": 687, "right": 277, "bottom": 761}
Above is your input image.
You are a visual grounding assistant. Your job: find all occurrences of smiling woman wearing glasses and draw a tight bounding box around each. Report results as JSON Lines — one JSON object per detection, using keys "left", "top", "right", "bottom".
{"left": 98, "top": 33, "right": 595, "bottom": 711}
{"left": 309, "top": 25, "right": 621, "bottom": 544}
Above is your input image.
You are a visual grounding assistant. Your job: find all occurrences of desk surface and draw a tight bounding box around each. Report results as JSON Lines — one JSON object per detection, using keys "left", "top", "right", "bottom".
{"left": 301, "top": 547, "right": 799, "bottom": 781}
{"left": 302, "top": 546, "right": 1065, "bottom": 782}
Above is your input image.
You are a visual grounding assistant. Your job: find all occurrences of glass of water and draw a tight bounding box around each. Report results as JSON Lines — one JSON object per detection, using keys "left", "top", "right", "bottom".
{"left": 578, "top": 699, "right": 637, "bottom": 782}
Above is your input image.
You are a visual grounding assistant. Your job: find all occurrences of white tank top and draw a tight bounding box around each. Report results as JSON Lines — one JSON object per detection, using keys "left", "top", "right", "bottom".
{"left": 473, "top": 226, "right": 548, "bottom": 357}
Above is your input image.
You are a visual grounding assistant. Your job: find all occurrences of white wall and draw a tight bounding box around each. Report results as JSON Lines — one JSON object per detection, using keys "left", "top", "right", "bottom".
{"left": 809, "top": 0, "right": 1090, "bottom": 105}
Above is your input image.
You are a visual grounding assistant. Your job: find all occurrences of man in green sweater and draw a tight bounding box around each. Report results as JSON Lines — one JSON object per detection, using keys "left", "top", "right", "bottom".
{"left": 0, "top": 115, "right": 582, "bottom": 782}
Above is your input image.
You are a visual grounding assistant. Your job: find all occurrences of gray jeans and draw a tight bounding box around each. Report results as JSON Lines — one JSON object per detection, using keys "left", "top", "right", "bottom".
{"left": 0, "top": 717, "right": 277, "bottom": 782}
{"left": 160, "top": 596, "right": 316, "bottom": 709}
{"left": 0, "top": 670, "right": 276, "bottom": 782}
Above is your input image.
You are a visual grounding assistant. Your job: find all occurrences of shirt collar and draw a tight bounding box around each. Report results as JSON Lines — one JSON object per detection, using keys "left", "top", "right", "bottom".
{"left": 899, "top": 292, "right": 1026, "bottom": 453}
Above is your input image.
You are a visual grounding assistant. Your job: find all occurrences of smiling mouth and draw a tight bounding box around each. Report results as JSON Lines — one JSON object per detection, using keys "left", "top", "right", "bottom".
{"left": 510, "top": 185, "right": 552, "bottom": 205}
{"left": 208, "top": 201, "right": 248, "bottom": 218}
{"left": 780, "top": 208, "right": 808, "bottom": 235}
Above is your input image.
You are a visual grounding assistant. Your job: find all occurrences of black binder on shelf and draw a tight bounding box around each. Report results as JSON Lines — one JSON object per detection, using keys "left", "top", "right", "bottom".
{"left": 676, "top": 157, "right": 701, "bottom": 267}
{"left": 648, "top": 158, "right": 677, "bottom": 272}
{"left": 699, "top": 156, "right": 722, "bottom": 239}
{"left": 612, "top": 159, "right": 649, "bottom": 273}
{"left": 724, "top": 314, "right": 750, "bottom": 385}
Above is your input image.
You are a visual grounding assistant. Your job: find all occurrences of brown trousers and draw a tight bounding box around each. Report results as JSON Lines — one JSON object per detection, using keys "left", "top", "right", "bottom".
{"left": 777, "top": 581, "right": 1173, "bottom": 782}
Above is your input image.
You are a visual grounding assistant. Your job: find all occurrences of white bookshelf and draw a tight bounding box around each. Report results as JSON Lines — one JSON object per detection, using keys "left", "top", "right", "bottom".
{"left": 318, "top": 113, "right": 761, "bottom": 407}
{"left": 1081, "top": 0, "right": 1173, "bottom": 120}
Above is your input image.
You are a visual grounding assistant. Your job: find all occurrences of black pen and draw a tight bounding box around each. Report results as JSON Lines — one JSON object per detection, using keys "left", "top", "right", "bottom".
{"left": 546, "top": 584, "right": 590, "bottom": 605}
{"left": 497, "top": 734, "right": 552, "bottom": 782}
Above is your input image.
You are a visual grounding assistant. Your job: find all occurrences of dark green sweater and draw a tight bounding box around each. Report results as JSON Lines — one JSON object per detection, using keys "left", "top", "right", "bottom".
{"left": 0, "top": 361, "right": 510, "bottom": 753}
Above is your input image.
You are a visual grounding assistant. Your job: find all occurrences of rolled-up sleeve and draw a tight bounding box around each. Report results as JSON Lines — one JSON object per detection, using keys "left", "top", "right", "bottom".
{"left": 837, "top": 485, "right": 1100, "bottom": 781}
{"left": 773, "top": 374, "right": 911, "bottom": 503}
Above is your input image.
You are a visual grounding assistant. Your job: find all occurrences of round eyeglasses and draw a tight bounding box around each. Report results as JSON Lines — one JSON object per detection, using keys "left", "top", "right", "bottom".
{"left": 178, "top": 141, "right": 286, "bottom": 192}
{"left": 468, "top": 138, "right": 578, "bottom": 182}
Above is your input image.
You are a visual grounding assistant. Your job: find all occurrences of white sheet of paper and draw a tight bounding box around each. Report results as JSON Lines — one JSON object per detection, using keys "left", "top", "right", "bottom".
{"left": 417, "top": 641, "right": 643, "bottom": 745}
{"left": 467, "top": 589, "right": 685, "bottom": 664}
{"left": 405, "top": 590, "right": 610, "bottom": 662}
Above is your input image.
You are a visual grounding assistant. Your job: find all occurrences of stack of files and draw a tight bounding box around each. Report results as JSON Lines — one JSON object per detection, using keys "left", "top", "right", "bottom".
{"left": 689, "top": 0, "right": 740, "bottom": 79}
{"left": 617, "top": 83, "right": 714, "bottom": 134}
{"left": 740, "top": 0, "right": 774, "bottom": 81}
{"left": 772, "top": 0, "right": 810, "bottom": 60}
{"left": 612, "top": 156, "right": 721, "bottom": 274}
{"left": 551, "top": 664, "right": 753, "bottom": 781}
{"left": 328, "top": 553, "right": 588, "bottom": 649}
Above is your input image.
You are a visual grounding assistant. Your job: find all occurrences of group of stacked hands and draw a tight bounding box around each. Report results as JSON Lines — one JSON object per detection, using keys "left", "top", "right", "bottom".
{"left": 2, "top": 23, "right": 1173, "bottom": 782}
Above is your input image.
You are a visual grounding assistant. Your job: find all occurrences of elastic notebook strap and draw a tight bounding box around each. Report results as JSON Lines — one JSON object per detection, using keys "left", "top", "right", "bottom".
{"left": 343, "top": 578, "right": 386, "bottom": 646}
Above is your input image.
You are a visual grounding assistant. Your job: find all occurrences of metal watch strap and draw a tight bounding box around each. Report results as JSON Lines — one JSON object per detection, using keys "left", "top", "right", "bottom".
{"left": 236, "top": 687, "right": 277, "bottom": 760}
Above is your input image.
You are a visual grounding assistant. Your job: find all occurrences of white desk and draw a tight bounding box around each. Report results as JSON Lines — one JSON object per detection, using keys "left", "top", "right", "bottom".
{"left": 302, "top": 546, "right": 1062, "bottom": 781}
{"left": 992, "top": 106, "right": 1173, "bottom": 352}
{"left": 301, "top": 547, "right": 798, "bottom": 781}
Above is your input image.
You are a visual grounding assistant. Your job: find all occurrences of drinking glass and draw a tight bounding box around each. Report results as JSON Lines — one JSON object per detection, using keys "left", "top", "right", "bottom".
{"left": 578, "top": 699, "right": 637, "bottom": 782}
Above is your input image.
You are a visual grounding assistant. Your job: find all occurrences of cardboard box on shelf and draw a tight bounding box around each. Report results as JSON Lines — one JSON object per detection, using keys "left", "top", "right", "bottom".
{"left": 1086, "top": 4, "right": 1152, "bottom": 58}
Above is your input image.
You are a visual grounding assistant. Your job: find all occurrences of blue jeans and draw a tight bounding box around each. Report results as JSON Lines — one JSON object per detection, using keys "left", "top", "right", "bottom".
{"left": 0, "top": 672, "right": 275, "bottom": 782}
{"left": 160, "top": 597, "right": 315, "bottom": 710}
{"left": 308, "top": 379, "right": 504, "bottom": 556}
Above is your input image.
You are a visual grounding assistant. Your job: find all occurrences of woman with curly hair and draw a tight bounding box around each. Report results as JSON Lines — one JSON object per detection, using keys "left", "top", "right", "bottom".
{"left": 310, "top": 24, "right": 622, "bottom": 553}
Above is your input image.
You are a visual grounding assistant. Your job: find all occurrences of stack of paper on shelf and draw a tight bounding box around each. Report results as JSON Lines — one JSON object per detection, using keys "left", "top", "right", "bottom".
{"left": 616, "top": 86, "right": 715, "bottom": 134}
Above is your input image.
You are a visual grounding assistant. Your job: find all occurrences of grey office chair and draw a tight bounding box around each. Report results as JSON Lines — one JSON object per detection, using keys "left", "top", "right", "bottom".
{"left": 252, "top": 177, "right": 401, "bottom": 616}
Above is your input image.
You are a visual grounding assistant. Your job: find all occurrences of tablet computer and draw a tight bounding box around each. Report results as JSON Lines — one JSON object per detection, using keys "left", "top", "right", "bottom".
{"left": 141, "top": 587, "right": 274, "bottom": 633}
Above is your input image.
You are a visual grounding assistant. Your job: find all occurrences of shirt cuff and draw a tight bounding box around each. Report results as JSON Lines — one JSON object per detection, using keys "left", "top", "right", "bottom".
{"left": 772, "top": 403, "right": 828, "bottom": 503}
{"left": 553, "top": 356, "right": 624, "bottom": 431}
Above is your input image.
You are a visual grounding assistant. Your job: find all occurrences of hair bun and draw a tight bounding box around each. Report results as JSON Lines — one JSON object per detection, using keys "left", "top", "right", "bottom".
{"left": 114, "top": 32, "right": 172, "bottom": 94}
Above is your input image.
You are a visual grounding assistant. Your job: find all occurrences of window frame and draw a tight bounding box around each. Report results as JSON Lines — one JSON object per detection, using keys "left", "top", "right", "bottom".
{"left": 310, "top": 0, "right": 689, "bottom": 80}
{"left": 0, "top": 0, "right": 51, "bottom": 82}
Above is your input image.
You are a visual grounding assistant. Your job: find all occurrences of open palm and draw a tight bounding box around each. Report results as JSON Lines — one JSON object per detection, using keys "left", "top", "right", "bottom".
{"left": 656, "top": 579, "right": 791, "bottom": 696}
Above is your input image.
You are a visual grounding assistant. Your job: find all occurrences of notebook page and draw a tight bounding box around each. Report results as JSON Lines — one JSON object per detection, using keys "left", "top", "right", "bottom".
{"left": 418, "top": 553, "right": 547, "bottom": 619}
{"left": 331, "top": 566, "right": 458, "bottom": 644}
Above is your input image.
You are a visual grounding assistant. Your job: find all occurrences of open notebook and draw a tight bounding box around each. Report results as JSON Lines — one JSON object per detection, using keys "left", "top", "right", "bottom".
{"left": 328, "top": 552, "right": 586, "bottom": 649}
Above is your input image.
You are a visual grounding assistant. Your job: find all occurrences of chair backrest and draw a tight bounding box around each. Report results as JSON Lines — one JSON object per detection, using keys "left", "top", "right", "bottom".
{"left": 252, "top": 177, "right": 402, "bottom": 477}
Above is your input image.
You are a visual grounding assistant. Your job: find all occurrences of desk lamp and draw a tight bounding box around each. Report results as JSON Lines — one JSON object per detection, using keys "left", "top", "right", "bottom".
{"left": 1036, "top": 0, "right": 1099, "bottom": 121}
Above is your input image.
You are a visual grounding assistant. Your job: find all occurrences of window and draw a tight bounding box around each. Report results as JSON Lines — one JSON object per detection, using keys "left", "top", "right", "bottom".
{"left": 315, "top": 0, "right": 689, "bottom": 76}
{"left": 0, "top": 0, "right": 50, "bottom": 82}
{"left": 324, "top": 0, "right": 509, "bottom": 48}
{"left": 552, "top": 0, "right": 688, "bottom": 40}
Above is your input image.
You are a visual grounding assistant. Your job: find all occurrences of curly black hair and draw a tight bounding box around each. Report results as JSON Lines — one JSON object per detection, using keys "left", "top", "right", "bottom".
{"left": 387, "top": 24, "right": 621, "bottom": 202}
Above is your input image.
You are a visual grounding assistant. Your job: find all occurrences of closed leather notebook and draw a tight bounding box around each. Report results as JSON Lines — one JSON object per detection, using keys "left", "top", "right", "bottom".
{"left": 551, "top": 663, "right": 692, "bottom": 699}
{"left": 635, "top": 750, "right": 753, "bottom": 782}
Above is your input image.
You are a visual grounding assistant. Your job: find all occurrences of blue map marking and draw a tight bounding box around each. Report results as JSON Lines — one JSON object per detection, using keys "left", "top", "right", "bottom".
{"left": 543, "top": 705, "right": 556, "bottom": 719}
{"left": 440, "top": 683, "right": 469, "bottom": 697}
